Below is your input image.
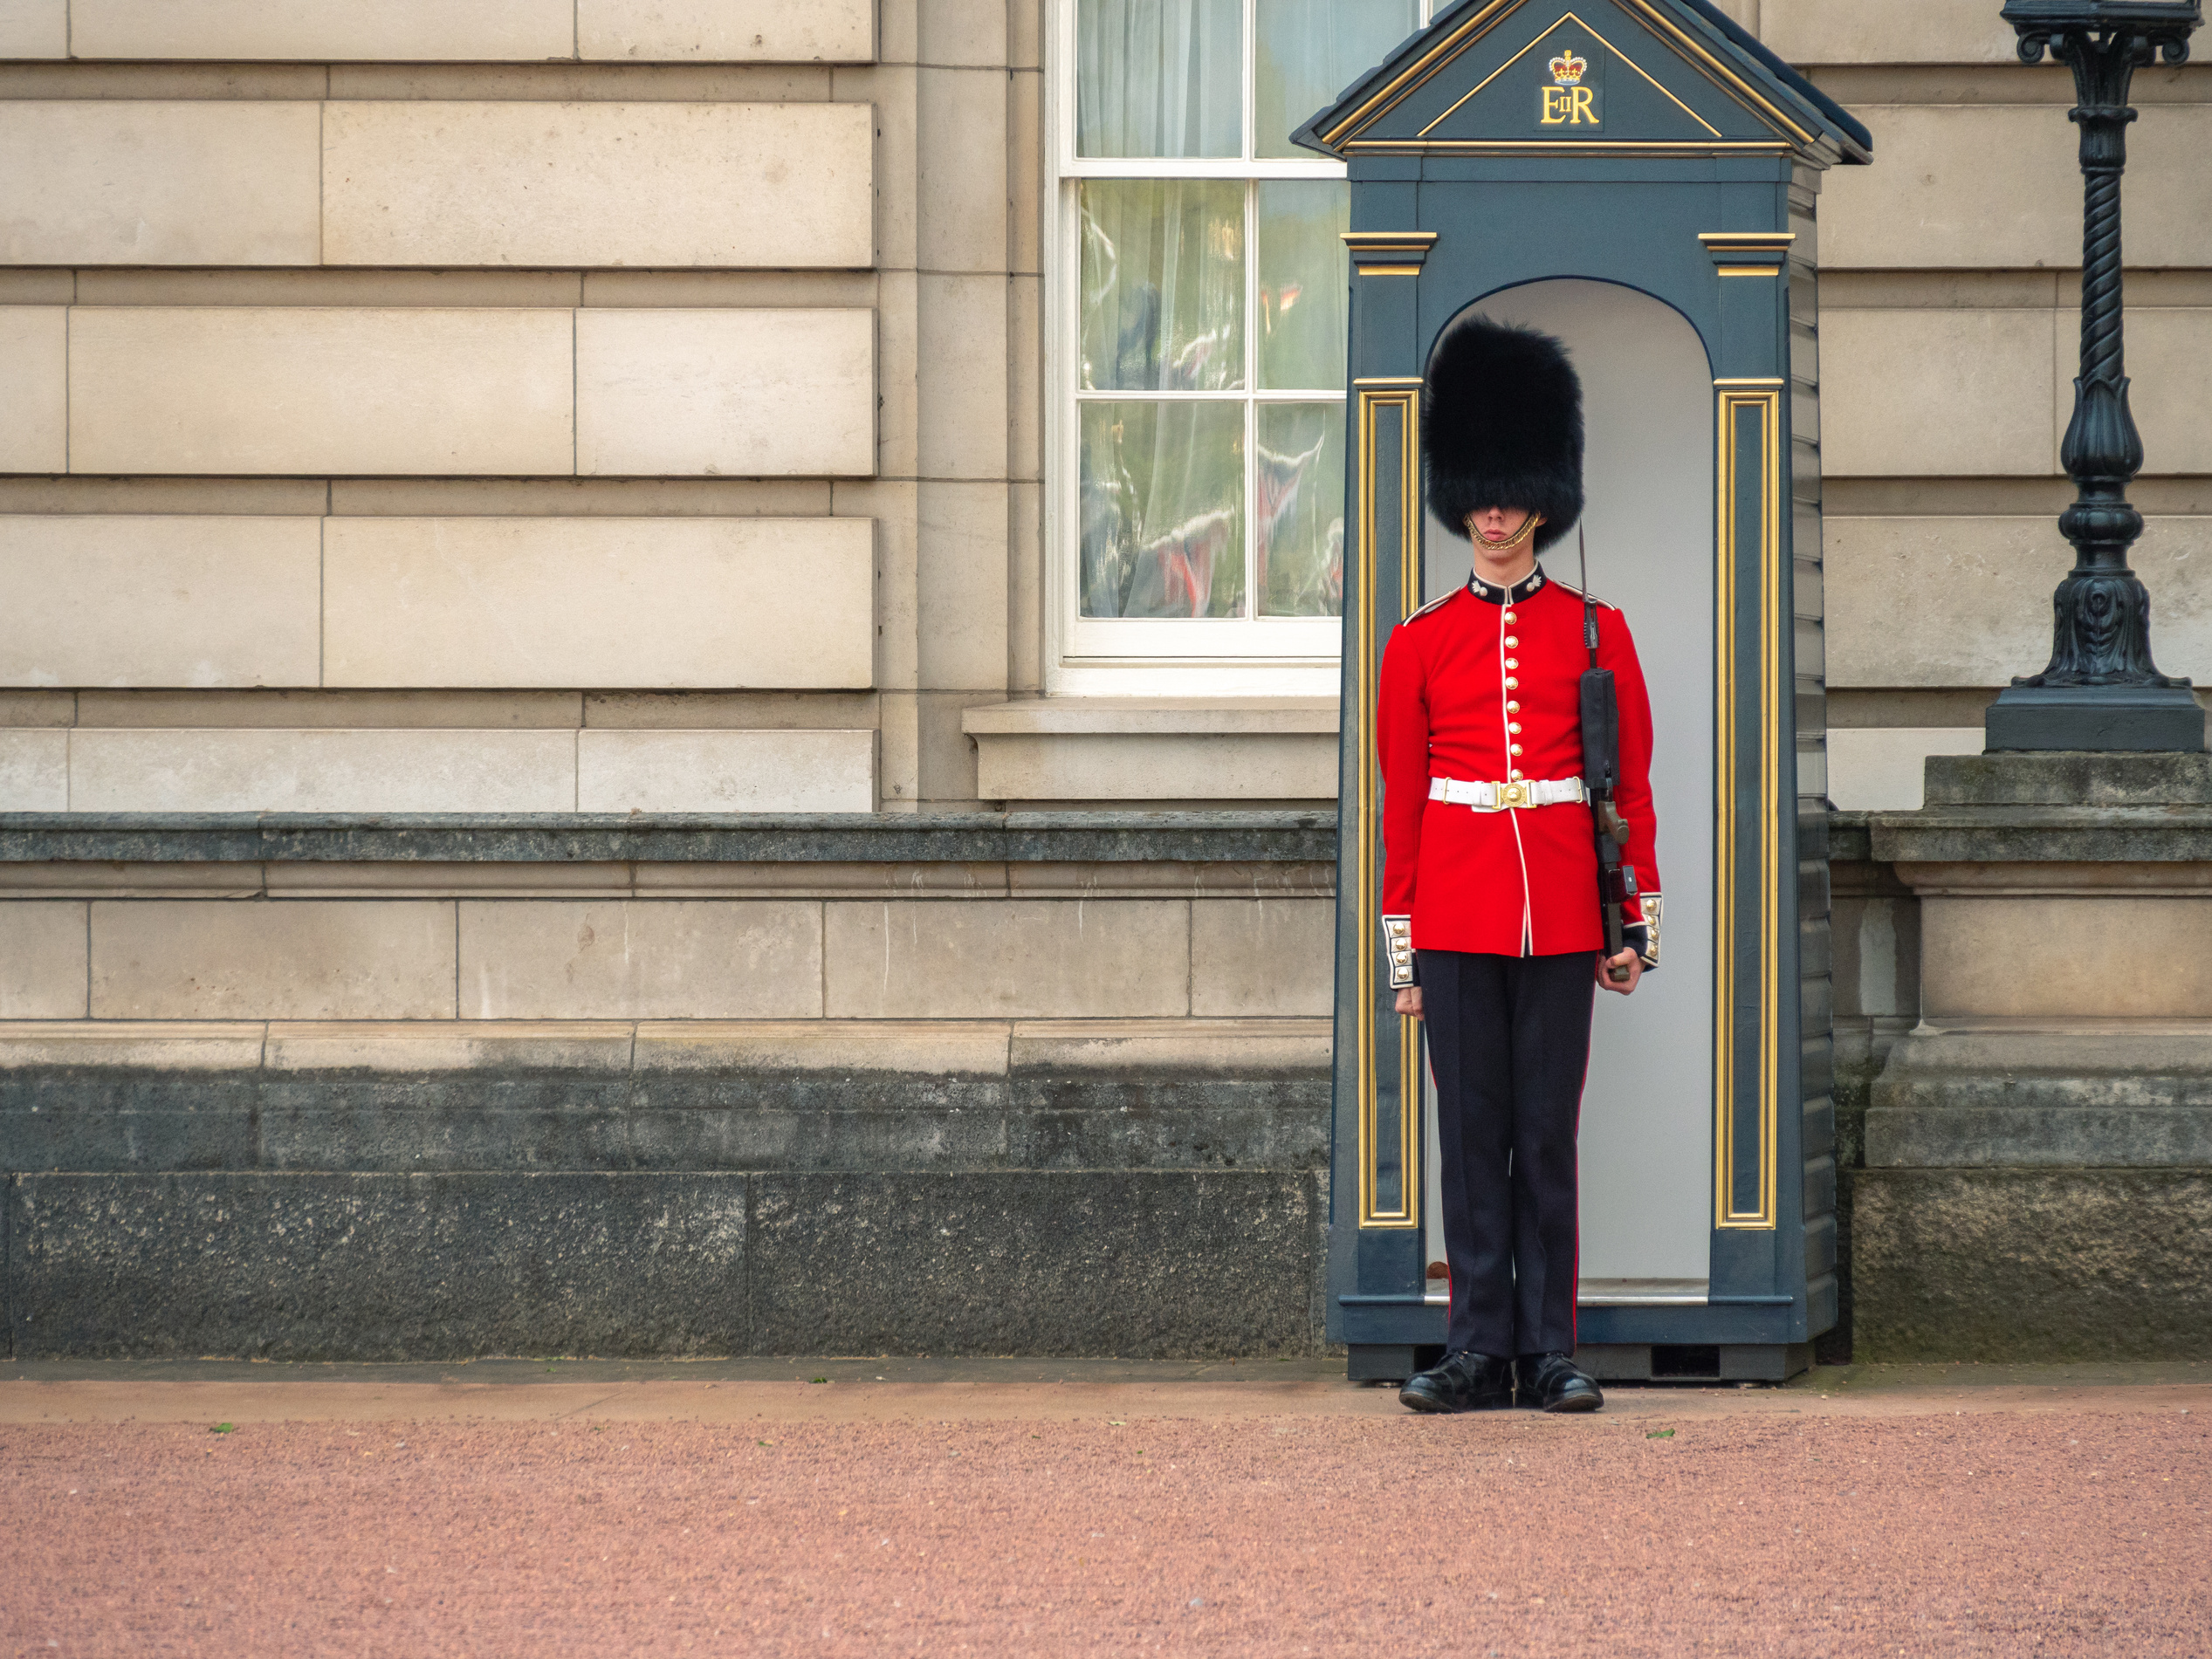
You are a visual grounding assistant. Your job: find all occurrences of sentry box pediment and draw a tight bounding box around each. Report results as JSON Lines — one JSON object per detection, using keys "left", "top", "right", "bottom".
{"left": 1307, "top": 0, "right": 1870, "bottom": 1387}
{"left": 1295, "top": 0, "right": 1870, "bottom": 163}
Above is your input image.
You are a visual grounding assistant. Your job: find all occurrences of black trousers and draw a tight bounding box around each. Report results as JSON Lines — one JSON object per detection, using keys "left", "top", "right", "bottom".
{"left": 1419, "top": 949, "right": 1596, "bottom": 1357}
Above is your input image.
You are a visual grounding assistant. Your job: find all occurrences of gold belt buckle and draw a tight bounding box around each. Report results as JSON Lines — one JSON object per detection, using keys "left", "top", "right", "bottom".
{"left": 1496, "top": 780, "right": 1531, "bottom": 809}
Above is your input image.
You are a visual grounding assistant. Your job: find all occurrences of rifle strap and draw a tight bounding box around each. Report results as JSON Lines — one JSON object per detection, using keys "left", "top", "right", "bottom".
{"left": 1579, "top": 525, "right": 1598, "bottom": 668}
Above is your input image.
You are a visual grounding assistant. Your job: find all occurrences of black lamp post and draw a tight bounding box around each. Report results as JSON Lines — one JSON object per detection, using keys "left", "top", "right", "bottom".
{"left": 1987, "top": 0, "right": 2204, "bottom": 751}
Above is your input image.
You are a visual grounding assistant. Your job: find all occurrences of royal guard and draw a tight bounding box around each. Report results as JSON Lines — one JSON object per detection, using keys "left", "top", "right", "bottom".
{"left": 1383, "top": 318, "right": 1661, "bottom": 1416}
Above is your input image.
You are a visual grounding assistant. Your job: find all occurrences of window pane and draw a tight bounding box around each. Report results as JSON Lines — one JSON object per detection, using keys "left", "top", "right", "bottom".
{"left": 1080, "top": 179, "right": 1245, "bottom": 393}
{"left": 1077, "top": 0, "right": 1241, "bottom": 158}
{"left": 1257, "top": 402, "right": 1344, "bottom": 617}
{"left": 1081, "top": 400, "right": 1247, "bottom": 618}
{"left": 1254, "top": 0, "right": 1420, "bottom": 157}
{"left": 1256, "top": 179, "right": 1350, "bottom": 391}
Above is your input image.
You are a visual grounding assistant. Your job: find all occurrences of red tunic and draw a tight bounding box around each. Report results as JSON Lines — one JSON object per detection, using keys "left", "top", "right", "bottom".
{"left": 1377, "top": 566, "right": 1659, "bottom": 965}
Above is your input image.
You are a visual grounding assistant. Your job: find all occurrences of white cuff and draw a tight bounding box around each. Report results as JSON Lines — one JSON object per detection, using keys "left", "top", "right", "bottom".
{"left": 1633, "top": 894, "right": 1662, "bottom": 968}
{"left": 1382, "top": 915, "right": 1415, "bottom": 989}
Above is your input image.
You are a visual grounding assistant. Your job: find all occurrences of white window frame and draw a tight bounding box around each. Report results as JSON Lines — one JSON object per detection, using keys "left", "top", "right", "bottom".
{"left": 1043, "top": 0, "right": 1401, "bottom": 698}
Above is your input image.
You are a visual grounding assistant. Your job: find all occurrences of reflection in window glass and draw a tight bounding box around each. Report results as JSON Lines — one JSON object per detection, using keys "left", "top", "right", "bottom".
{"left": 1257, "top": 402, "right": 1345, "bottom": 616}
{"left": 1254, "top": 0, "right": 1419, "bottom": 157}
{"left": 1077, "top": 0, "right": 1241, "bottom": 158}
{"left": 1080, "top": 180, "right": 1246, "bottom": 392}
{"left": 1257, "top": 180, "right": 1350, "bottom": 391}
{"left": 1081, "top": 401, "right": 1247, "bottom": 618}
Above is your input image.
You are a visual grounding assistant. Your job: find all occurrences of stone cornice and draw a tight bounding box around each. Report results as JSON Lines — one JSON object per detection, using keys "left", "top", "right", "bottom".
{"left": 0, "top": 812, "right": 1340, "bottom": 867}
{"left": 1871, "top": 804, "right": 2212, "bottom": 864}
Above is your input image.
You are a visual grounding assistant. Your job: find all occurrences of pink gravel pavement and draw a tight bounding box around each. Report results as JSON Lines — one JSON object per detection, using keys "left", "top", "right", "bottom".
{"left": 3, "top": 1362, "right": 2206, "bottom": 1657}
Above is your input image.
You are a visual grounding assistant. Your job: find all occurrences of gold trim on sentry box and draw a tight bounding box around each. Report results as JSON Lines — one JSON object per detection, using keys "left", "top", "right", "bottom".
{"left": 1317, "top": 0, "right": 1831, "bottom": 154}
{"left": 1349, "top": 140, "right": 1787, "bottom": 155}
{"left": 1618, "top": 0, "right": 1818, "bottom": 147}
{"left": 1419, "top": 9, "right": 1724, "bottom": 139}
{"left": 1359, "top": 265, "right": 1425, "bottom": 277}
{"left": 1355, "top": 378, "right": 1425, "bottom": 1231}
{"left": 1713, "top": 384, "right": 1782, "bottom": 1231}
{"left": 1342, "top": 232, "right": 1440, "bottom": 251}
{"left": 1719, "top": 266, "right": 1782, "bottom": 277}
{"left": 1317, "top": 0, "right": 1527, "bottom": 149}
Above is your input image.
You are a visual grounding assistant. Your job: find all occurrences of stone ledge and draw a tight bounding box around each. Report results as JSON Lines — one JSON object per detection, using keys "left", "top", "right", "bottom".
{"left": 1872, "top": 751, "right": 2212, "bottom": 862}
{"left": 1871, "top": 806, "right": 2212, "bottom": 864}
{"left": 0, "top": 1018, "right": 1335, "bottom": 1176}
{"left": 0, "top": 812, "right": 1337, "bottom": 867}
{"left": 1828, "top": 809, "right": 1872, "bottom": 863}
{"left": 1868, "top": 1024, "right": 2212, "bottom": 1167}
{"left": 1926, "top": 751, "right": 2212, "bottom": 807}
{"left": 0, "top": 857, "right": 1337, "bottom": 901}
{"left": 961, "top": 701, "right": 1338, "bottom": 737}
{"left": 1893, "top": 860, "right": 2212, "bottom": 895}
{"left": 0, "top": 1018, "right": 1330, "bottom": 1076}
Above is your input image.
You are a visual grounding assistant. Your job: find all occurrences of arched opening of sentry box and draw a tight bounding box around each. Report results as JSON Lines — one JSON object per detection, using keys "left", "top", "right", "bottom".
{"left": 1417, "top": 280, "right": 1716, "bottom": 1308}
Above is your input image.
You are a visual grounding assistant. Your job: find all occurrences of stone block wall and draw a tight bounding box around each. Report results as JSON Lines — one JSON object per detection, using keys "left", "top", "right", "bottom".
{"left": 0, "top": 0, "right": 1040, "bottom": 816}
{"left": 0, "top": 815, "right": 1339, "bottom": 1359}
{"left": 9, "top": 3, "right": 2204, "bottom": 813}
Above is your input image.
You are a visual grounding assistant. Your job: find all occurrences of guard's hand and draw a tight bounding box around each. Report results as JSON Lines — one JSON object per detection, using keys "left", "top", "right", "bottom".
{"left": 1395, "top": 986, "right": 1425, "bottom": 1020}
{"left": 1597, "top": 948, "right": 1641, "bottom": 995}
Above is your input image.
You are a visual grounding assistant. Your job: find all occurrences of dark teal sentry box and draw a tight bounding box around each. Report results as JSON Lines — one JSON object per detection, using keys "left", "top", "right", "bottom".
{"left": 1298, "top": 0, "right": 1872, "bottom": 1384}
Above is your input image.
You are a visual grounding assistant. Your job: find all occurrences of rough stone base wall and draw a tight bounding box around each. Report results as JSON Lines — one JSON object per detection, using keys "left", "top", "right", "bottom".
{"left": 1852, "top": 1168, "right": 2212, "bottom": 1361}
{"left": 8, "top": 1169, "right": 1325, "bottom": 1362}
{"left": 0, "top": 1023, "right": 1332, "bottom": 1360}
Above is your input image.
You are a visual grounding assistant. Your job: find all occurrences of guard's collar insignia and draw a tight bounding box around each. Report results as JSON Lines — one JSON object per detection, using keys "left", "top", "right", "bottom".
{"left": 1467, "top": 567, "right": 1545, "bottom": 606}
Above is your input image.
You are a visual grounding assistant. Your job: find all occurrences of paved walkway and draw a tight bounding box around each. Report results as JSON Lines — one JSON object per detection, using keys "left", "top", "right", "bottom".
{"left": 3, "top": 1359, "right": 2207, "bottom": 1656}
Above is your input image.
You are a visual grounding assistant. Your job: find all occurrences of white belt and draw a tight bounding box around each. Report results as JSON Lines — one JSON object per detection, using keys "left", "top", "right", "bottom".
{"left": 1429, "top": 775, "right": 1587, "bottom": 811}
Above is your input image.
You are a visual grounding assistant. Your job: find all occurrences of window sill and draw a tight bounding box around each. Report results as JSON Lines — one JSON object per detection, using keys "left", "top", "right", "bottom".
{"left": 962, "top": 699, "right": 1338, "bottom": 737}
{"left": 963, "top": 699, "right": 1340, "bottom": 803}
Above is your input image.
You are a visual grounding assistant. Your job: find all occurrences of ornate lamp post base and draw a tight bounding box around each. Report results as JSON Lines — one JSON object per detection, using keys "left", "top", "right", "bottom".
{"left": 1989, "top": 0, "right": 2204, "bottom": 753}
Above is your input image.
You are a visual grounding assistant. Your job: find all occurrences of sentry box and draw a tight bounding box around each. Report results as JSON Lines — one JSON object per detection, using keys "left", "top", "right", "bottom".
{"left": 1300, "top": 0, "right": 1872, "bottom": 1385}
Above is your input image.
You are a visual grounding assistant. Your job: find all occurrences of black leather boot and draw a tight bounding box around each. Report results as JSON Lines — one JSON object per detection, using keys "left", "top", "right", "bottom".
{"left": 1515, "top": 1351, "right": 1603, "bottom": 1413}
{"left": 1398, "top": 1350, "right": 1515, "bottom": 1414}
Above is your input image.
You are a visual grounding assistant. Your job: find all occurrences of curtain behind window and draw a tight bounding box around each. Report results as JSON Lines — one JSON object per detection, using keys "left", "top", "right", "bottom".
{"left": 1077, "top": 0, "right": 1241, "bottom": 157}
{"left": 1071, "top": 0, "right": 1412, "bottom": 627}
{"left": 1256, "top": 0, "right": 1419, "bottom": 155}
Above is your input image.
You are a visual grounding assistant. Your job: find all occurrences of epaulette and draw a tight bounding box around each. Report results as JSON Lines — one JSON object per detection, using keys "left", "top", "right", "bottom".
{"left": 1398, "top": 588, "right": 1459, "bottom": 626}
{"left": 1549, "top": 578, "right": 1618, "bottom": 611}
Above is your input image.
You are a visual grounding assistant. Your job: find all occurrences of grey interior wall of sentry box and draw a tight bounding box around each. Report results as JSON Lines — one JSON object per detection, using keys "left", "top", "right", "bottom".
{"left": 1420, "top": 278, "right": 1717, "bottom": 1287}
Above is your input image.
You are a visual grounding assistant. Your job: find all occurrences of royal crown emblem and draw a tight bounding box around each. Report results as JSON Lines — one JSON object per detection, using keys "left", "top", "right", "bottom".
{"left": 1548, "top": 49, "right": 1589, "bottom": 85}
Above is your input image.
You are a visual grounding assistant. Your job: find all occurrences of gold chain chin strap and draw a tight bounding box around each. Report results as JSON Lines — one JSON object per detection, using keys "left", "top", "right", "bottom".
{"left": 1467, "top": 511, "right": 1544, "bottom": 552}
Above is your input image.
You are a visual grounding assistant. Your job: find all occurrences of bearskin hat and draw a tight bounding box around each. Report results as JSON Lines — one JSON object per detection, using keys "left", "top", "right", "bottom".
{"left": 1423, "top": 316, "right": 1583, "bottom": 553}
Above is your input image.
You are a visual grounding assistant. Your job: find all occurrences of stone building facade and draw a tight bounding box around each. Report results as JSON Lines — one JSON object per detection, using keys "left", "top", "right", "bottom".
{"left": 0, "top": 0, "right": 2205, "bottom": 1359}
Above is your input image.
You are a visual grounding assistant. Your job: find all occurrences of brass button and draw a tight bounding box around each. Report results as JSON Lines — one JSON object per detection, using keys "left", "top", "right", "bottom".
{"left": 1510, "top": 744, "right": 1523, "bottom": 756}
{"left": 1507, "top": 701, "right": 1520, "bottom": 713}
{"left": 1510, "top": 770, "right": 1523, "bottom": 780}
{"left": 1509, "top": 723, "right": 1522, "bottom": 734}
{"left": 1502, "top": 611, "right": 1516, "bottom": 623}
{"left": 1504, "top": 676, "right": 1518, "bottom": 689}
{"left": 1504, "top": 658, "right": 1518, "bottom": 669}
{"left": 1504, "top": 635, "right": 1518, "bottom": 648}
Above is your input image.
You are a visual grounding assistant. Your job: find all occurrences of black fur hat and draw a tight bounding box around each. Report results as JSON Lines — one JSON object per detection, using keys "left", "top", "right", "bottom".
{"left": 1423, "top": 316, "right": 1583, "bottom": 552}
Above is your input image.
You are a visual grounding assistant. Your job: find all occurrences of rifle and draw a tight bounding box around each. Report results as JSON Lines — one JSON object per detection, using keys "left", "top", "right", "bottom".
{"left": 1577, "top": 528, "right": 1636, "bottom": 984}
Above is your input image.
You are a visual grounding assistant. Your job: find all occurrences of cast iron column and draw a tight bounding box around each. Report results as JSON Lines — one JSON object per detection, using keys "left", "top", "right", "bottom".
{"left": 1987, "top": 0, "right": 2204, "bottom": 751}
